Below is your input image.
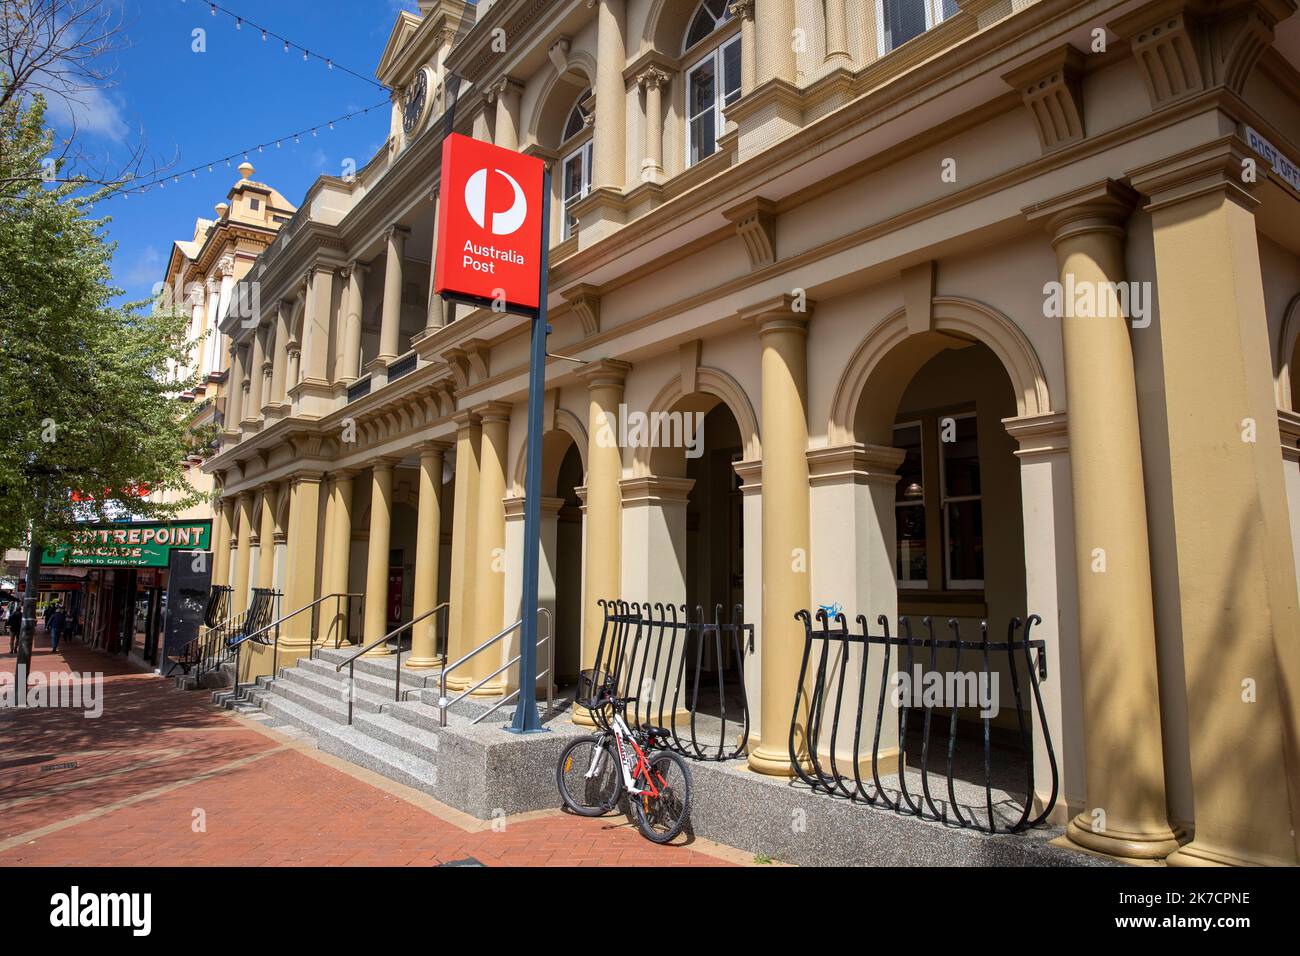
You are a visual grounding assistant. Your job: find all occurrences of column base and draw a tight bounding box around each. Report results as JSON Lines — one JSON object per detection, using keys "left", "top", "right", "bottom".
{"left": 572, "top": 706, "right": 598, "bottom": 727}
{"left": 1166, "top": 840, "right": 1296, "bottom": 868}
{"left": 470, "top": 680, "right": 509, "bottom": 698}
{"left": 1065, "top": 815, "right": 1182, "bottom": 861}
{"left": 361, "top": 644, "right": 395, "bottom": 658}
{"left": 404, "top": 655, "right": 444, "bottom": 671}
{"left": 747, "top": 743, "right": 798, "bottom": 778}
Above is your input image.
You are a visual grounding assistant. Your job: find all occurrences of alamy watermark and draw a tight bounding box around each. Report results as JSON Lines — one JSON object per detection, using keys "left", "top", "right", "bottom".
{"left": 890, "top": 664, "right": 1000, "bottom": 719}
{"left": 1, "top": 667, "right": 104, "bottom": 718}
{"left": 596, "top": 404, "right": 705, "bottom": 459}
{"left": 1042, "top": 277, "right": 1151, "bottom": 329}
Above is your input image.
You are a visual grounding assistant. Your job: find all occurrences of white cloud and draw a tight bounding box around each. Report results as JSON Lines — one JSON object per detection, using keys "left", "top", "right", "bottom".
{"left": 123, "top": 244, "right": 165, "bottom": 287}
{"left": 34, "top": 76, "right": 131, "bottom": 145}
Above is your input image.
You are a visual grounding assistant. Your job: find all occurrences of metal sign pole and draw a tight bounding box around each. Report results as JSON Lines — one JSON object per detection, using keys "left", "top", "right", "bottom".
{"left": 508, "top": 165, "right": 552, "bottom": 734}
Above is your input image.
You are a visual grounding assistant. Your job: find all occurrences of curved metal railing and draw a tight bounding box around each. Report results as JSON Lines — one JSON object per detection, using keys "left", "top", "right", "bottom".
{"left": 787, "top": 608, "right": 1058, "bottom": 835}
{"left": 587, "top": 599, "right": 753, "bottom": 761}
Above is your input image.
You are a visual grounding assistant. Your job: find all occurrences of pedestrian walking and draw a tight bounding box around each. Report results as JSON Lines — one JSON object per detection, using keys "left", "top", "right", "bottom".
{"left": 49, "top": 603, "right": 66, "bottom": 654}
{"left": 7, "top": 602, "right": 22, "bottom": 654}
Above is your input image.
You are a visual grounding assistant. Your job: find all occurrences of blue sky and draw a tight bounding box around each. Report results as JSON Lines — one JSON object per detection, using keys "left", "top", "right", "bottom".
{"left": 64, "top": 0, "right": 428, "bottom": 304}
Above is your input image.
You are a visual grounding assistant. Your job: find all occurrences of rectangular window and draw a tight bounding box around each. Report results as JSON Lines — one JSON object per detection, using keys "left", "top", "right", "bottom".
{"left": 249, "top": 197, "right": 260, "bottom": 210}
{"left": 894, "top": 422, "right": 927, "bottom": 589}
{"left": 561, "top": 140, "right": 592, "bottom": 240}
{"left": 687, "top": 34, "right": 741, "bottom": 168}
{"left": 940, "top": 413, "right": 983, "bottom": 589}
{"left": 879, "top": 0, "right": 957, "bottom": 54}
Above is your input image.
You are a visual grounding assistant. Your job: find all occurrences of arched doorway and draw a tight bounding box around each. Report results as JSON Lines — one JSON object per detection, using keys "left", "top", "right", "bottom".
{"left": 509, "top": 424, "right": 585, "bottom": 691}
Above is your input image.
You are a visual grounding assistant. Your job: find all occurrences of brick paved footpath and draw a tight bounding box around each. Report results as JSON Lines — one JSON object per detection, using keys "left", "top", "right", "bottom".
{"left": 0, "top": 630, "right": 745, "bottom": 867}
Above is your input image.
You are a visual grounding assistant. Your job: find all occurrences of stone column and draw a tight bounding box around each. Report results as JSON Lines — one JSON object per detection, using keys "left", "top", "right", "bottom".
{"left": 363, "top": 458, "right": 398, "bottom": 656}
{"left": 212, "top": 495, "right": 235, "bottom": 588}
{"left": 244, "top": 324, "right": 266, "bottom": 427}
{"left": 575, "top": 360, "right": 630, "bottom": 725}
{"left": 426, "top": 195, "right": 448, "bottom": 332}
{"left": 378, "top": 226, "right": 409, "bottom": 366}
{"left": 1129, "top": 145, "right": 1300, "bottom": 867}
{"left": 491, "top": 78, "right": 524, "bottom": 151}
{"left": 637, "top": 68, "right": 669, "bottom": 183}
{"left": 409, "top": 442, "right": 450, "bottom": 669}
{"left": 746, "top": 298, "right": 812, "bottom": 776}
{"left": 324, "top": 470, "right": 356, "bottom": 647}
{"left": 730, "top": 1, "right": 756, "bottom": 95}
{"left": 824, "top": 0, "right": 848, "bottom": 61}
{"left": 271, "top": 299, "right": 291, "bottom": 404}
{"left": 282, "top": 472, "right": 324, "bottom": 656}
{"left": 468, "top": 403, "right": 511, "bottom": 695}
{"left": 257, "top": 483, "right": 278, "bottom": 589}
{"left": 593, "top": 0, "right": 626, "bottom": 190}
{"left": 1026, "top": 180, "right": 1179, "bottom": 860}
{"left": 340, "top": 262, "right": 366, "bottom": 384}
{"left": 259, "top": 347, "right": 274, "bottom": 417}
{"left": 445, "top": 410, "right": 482, "bottom": 690}
{"left": 232, "top": 492, "right": 255, "bottom": 612}
{"left": 226, "top": 344, "right": 246, "bottom": 430}
{"left": 755, "top": 0, "right": 795, "bottom": 85}
{"left": 302, "top": 265, "right": 334, "bottom": 385}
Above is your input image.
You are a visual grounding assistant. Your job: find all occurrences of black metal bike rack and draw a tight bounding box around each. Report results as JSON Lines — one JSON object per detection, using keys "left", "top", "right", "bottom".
{"left": 592, "top": 599, "right": 753, "bottom": 761}
{"left": 788, "top": 608, "right": 1058, "bottom": 834}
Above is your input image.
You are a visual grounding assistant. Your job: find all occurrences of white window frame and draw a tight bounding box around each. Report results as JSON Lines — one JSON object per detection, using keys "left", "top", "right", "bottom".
{"left": 875, "top": 0, "right": 955, "bottom": 57}
{"left": 560, "top": 139, "right": 593, "bottom": 241}
{"left": 684, "top": 32, "right": 741, "bottom": 169}
{"left": 939, "top": 411, "right": 983, "bottom": 590}
{"left": 893, "top": 420, "right": 928, "bottom": 591}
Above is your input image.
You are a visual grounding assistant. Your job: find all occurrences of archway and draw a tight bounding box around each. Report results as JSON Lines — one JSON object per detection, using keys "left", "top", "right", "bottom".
{"left": 507, "top": 420, "right": 587, "bottom": 691}
{"left": 815, "top": 297, "right": 1078, "bottom": 822}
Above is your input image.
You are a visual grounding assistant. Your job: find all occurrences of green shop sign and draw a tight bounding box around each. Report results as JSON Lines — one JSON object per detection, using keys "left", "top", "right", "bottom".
{"left": 43, "top": 520, "right": 212, "bottom": 568}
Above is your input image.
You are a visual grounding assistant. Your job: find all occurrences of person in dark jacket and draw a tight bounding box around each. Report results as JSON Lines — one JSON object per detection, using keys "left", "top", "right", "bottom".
{"left": 49, "top": 603, "right": 67, "bottom": 653}
{"left": 7, "top": 603, "right": 22, "bottom": 654}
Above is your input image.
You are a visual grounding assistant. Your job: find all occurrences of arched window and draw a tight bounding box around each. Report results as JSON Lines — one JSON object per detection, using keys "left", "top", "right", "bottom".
{"left": 684, "top": 0, "right": 733, "bottom": 53}
{"left": 560, "top": 91, "right": 593, "bottom": 241}
{"left": 878, "top": 0, "right": 960, "bottom": 54}
{"left": 683, "top": 1, "right": 740, "bottom": 167}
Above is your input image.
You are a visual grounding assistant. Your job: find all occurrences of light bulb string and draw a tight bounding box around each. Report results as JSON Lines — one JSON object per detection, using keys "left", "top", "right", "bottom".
{"left": 112, "top": 98, "right": 388, "bottom": 198}
{"left": 189, "top": 0, "right": 389, "bottom": 92}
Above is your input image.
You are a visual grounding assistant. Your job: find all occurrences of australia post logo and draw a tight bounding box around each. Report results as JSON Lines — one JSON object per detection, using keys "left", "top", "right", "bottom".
{"left": 434, "top": 133, "right": 544, "bottom": 310}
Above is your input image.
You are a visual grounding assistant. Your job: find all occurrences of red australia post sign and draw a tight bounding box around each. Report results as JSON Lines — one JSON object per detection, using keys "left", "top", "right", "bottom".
{"left": 434, "top": 133, "right": 545, "bottom": 311}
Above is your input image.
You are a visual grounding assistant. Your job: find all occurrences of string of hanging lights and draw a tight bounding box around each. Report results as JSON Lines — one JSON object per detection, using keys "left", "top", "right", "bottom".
{"left": 108, "top": 98, "right": 389, "bottom": 199}
{"left": 181, "top": 0, "right": 390, "bottom": 92}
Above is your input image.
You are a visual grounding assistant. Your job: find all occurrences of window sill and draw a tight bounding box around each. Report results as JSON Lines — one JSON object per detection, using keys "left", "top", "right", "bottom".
{"left": 897, "top": 592, "right": 988, "bottom": 620}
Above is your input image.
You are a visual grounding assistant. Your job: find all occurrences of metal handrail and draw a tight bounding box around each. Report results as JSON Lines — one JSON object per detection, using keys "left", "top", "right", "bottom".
{"left": 228, "top": 591, "right": 364, "bottom": 684}
{"left": 467, "top": 608, "right": 554, "bottom": 727}
{"left": 437, "top": 608, "right": 554, "bottom": 727}
{"left": 230, "top": 591, "right": 362, "bottom": 651}
{"left": 335, "top": 602, "right": 450, "bottom": 726}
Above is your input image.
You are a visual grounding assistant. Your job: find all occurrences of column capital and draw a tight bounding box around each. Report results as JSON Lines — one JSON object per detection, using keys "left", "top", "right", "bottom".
{"left": 369, "top": 455, "right": 402, "bottom": 474}
{"left": 329, "top": 467, "right": 361, "bottom": 481}
{"left": 342, "top": 259, "right": 369, "bottom": 279}
{"left": 385, "top": 223, "right": 411, "bottom": 243}
{"left": 1022, "top": 179, "right": 1138, "bottom": 246}
{"left": 288, "top": 470, "right": 326, "bottom": 486}
{"left": 450, "top": 408, "right": 482, "bottom": 430}
{"left": 636, "top": 66, "right": 671, "bottom": 90}
{"left": 739, "top": 293, "right": 814, "bottom": 334}
{"left": 1126, "top": 135, "right": 1263, "bottom": 213}
{"left": 732, "top": 458, "right": 762, "bottom": 493}
{"left": 1003, "top": 410, "right": 1070, "bottom": 460}
{"left": 490, "top": 75, "right": 526, "bottom": 100}
{"left": 576, "top": 358, "right": 631, "bottom": 389}
{"left": 728, "top": 0, "right": 755, "bottom": 19}
{"left": 471, "top": 400, "right": 513, "bottom": 424}
{"left": 417, "top": 439, "right": 454, "bottom": 457}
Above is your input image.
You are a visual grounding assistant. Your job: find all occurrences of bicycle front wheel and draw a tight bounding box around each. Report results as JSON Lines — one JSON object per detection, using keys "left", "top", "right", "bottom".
{"left": 556, "top": 735, "right": 623, "bottom": 817}
{"left": 632, "top": 749, "right": 692, "bottom": 844}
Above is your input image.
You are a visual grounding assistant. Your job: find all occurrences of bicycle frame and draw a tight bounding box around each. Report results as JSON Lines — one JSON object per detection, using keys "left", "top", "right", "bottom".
{"left": 584, "top": 713, "right": 662, "bottom": 799}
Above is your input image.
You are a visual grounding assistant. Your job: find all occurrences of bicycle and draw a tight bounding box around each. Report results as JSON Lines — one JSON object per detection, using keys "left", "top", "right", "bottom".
{"left": 556, "top": 669, "right": 692, "bottom": 844}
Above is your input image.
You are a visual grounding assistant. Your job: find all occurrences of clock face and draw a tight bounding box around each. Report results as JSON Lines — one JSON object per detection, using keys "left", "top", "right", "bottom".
{"left": 403, "top": 69, "right": 428, "bottom": 135}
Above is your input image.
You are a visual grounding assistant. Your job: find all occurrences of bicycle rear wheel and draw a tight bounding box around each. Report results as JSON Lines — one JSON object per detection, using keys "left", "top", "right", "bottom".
{"left": 632, "top": 749, "right": 692, "bottom": 843}
{"left": 556, "top": 735, "right": 623, "bottom": 817}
